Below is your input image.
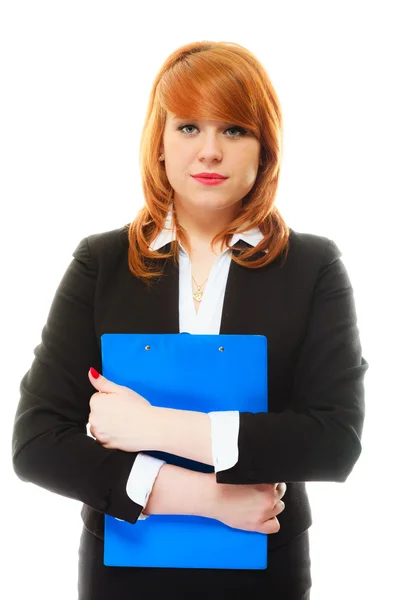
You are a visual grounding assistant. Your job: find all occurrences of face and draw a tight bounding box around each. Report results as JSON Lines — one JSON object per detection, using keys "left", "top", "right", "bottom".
{"left": 160, "top": 111, "right": 262, "bottom": 215}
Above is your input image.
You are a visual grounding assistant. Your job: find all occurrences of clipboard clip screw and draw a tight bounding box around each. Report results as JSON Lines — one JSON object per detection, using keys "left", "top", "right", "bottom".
{"left": 145, "top": 345, "right": 151, "bottom": 350}
{"left": 218, "top": 346, "right": 224, "bottom": 352}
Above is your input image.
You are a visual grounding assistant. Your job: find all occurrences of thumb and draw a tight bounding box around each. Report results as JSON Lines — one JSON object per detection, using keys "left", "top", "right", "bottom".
{"left": 88, "top": 367, "right": 119, "bottom": 394}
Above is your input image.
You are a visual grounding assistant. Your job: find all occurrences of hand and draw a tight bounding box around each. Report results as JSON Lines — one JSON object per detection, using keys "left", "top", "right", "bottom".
{"left": 87, "top": 368, "right": 155, "bottom": 452}
{"left": 210, "top": 481, "right": 287, "bottom": 534}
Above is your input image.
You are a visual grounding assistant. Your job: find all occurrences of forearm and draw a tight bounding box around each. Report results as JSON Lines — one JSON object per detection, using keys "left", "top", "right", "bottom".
{"left": 142, "top": 463, "right": 216, "bottom": 519}
{"left": 151, "top": 407, "right": 213, "bottom": 466}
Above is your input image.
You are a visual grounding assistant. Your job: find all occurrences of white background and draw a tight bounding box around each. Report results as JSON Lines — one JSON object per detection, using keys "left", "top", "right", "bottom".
{"left": 1, "top": 1, "right": 399, "bottom": 597}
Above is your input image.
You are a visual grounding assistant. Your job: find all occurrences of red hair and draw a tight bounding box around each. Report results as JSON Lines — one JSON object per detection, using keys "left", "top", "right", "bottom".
{"left": 126, "top": 40, "right": 290, "bottom": 284}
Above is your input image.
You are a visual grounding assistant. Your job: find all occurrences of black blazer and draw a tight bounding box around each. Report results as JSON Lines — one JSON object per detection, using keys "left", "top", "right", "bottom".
{"left": 12, "top": 225, "right": 368, "bottom": 550}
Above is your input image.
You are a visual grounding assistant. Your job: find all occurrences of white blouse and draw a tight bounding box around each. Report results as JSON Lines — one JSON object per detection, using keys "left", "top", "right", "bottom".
{"left": 125, "top": 209, "right": 266, "bottom": 519}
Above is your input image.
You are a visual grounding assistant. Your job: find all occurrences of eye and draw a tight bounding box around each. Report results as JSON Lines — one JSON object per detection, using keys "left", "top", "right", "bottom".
{"left": 177, "top": 124, "right": 247, "bottom": 138}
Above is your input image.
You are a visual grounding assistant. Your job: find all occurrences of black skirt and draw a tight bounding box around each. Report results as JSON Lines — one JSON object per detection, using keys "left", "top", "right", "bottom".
{"left": 78, "top": 525, "right": 312, "bottom": 599}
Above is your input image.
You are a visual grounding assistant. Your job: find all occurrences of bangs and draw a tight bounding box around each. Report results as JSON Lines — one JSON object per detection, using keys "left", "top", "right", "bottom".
{"left": 156, "top": 51, "right": 261, "bottom": 135}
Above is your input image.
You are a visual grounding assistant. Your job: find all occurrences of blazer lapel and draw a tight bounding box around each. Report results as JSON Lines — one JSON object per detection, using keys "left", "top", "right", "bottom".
{"left": 220, "top": 239, "right": 272, "bottom": 335}
{"left": 135, "top": 242, "right": 181, "bottom": 334}
{"left": 101, "top": 241, "right": 181, "bottom": 337}
{"left": 125, "top": 239, "right": 263, "bottom": 336}
{"left": 115, "top": 239, "right": 279, "bottom": 337}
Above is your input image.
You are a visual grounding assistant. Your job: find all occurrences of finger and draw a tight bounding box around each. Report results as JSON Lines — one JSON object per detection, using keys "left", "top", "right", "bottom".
{"left": 276, "top": 482, "right": 287, "bottom": 499}
{"left": 88, "top": 368, "right": 119, "bottom": 394}
{"left": 260, "top": 517, "right": 280, "bottom": 535}
{"left": 89, "top": 392, "right": 107, "bottom": 411}
{"left": 274, "top": 500, "right": 285, "bottom": 516}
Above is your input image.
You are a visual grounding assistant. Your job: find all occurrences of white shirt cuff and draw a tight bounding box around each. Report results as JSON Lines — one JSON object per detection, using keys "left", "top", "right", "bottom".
{"left": 126, "top": 453, "right": 166, "bottom": 520}
{"left": 208, "top": 411, "right": 240, "bottom": 472}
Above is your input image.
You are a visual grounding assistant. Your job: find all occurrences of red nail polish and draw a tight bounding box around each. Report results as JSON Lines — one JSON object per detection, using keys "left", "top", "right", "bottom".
{"left": 90, "top": 367, "right": 100, "bottom": 379}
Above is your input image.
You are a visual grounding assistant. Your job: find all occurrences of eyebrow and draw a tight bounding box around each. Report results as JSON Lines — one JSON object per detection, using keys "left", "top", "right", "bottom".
{"left": 171, "top": 117, "right": 237, "bottom": 126}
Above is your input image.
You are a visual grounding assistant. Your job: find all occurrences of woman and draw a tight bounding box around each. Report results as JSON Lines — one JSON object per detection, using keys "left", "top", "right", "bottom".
{"left": 12, "top": 40, "right": 368, "bottom": 599}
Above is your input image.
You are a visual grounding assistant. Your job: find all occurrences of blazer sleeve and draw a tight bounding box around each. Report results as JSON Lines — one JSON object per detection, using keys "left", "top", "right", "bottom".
{"left": 12, "top": 236, "right": 144, "bottom": 524}
{"left": 216, "top": 238, "right": 369, "bottom": 486}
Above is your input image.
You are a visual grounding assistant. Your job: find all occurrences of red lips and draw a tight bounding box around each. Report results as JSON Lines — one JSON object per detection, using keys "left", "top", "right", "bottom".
{"left": 191, "top": 172, "right": 228, "bottom": 179}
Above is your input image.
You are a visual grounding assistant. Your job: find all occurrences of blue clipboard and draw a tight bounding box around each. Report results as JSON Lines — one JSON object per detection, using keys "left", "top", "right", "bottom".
{"left": 101, "top": 333, "right": 268, "bottom": 569}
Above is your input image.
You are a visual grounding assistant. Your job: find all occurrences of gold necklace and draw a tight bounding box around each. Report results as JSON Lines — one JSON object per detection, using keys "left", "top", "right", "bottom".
{"left": 192, "top": 274, "right": 208, "bottom": 302}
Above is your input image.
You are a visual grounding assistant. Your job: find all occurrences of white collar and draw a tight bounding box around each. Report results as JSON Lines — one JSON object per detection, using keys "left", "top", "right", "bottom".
{"left": 148, "top": 207, "right": 268, "bottom": 253}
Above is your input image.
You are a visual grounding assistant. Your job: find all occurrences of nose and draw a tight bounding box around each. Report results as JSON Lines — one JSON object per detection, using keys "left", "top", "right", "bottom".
{"left": 196, "top": 132, "right": 223, "bottom": 163}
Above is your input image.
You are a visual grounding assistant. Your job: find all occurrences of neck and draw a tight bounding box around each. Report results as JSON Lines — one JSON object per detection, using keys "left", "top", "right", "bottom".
{"left": 173, "top": 198, "right": 242, "bottom": 252}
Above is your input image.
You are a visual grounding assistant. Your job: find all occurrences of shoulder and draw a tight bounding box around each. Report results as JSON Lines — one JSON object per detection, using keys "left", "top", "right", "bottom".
{"left": 87, "top": 224, "right": 129, "bottom": 257}
{"left": 72, "top": 224, "right": 130, "bottom": 265}
{"left": 287, "top": 227, "right": 342, "bottom": 268}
